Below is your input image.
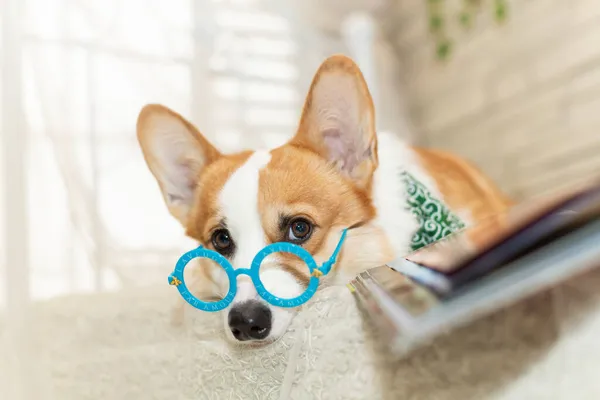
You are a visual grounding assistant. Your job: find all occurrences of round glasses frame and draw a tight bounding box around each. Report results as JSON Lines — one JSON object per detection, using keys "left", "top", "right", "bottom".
{"left": 168, "top": 229, "right": 348, "bottom": 312}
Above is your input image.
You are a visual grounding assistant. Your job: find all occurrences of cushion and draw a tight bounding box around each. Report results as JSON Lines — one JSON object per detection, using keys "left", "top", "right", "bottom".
{"left": 2, "top": 270, "right": 600, "bottom": 399}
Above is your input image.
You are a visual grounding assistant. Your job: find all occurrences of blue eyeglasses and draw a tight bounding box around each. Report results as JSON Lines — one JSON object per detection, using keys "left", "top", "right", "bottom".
{"left": 168, "top": 228, "right": 349, "bottom": 312}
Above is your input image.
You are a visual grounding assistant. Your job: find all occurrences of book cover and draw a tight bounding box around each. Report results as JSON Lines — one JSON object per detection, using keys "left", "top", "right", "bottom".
{"left": 349, "top": 181, "right": 600, "bottom": 356}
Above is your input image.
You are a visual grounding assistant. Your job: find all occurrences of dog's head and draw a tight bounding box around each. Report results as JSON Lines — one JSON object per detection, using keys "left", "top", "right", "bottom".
{"left": 137, "top": 55, "right": 396, "bottom": 343}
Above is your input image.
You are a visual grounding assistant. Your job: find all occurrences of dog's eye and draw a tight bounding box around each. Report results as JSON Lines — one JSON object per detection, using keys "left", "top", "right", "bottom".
{"left": 287, "top": 218, "right": 312, "bottom": 243}
{"left": 212, "top": 229, "right": 233, "bottom": 253}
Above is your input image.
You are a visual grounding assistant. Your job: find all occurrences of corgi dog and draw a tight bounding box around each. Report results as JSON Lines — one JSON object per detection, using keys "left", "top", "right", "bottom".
{"left": 136, "top": 55, "right": 511, "bottom": 344}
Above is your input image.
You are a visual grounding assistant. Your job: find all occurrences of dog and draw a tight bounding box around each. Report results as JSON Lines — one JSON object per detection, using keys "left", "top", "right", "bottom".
{"left": 136, "top": 54, "right": 511, "bottom": 344}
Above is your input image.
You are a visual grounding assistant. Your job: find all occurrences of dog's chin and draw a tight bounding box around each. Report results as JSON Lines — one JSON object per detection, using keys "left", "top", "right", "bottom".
{"left": 225, "top": 336, "right": 276, "bottom": 349}
{"left": 223, "top": 304, "right": 296, "bottom": 346}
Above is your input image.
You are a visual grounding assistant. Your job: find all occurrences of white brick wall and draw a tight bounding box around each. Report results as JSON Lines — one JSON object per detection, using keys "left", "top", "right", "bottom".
{"left": 393, "top": 0, "right": 600, "bottom": 200}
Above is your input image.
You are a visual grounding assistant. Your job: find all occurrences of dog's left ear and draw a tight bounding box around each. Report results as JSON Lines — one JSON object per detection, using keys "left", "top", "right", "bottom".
{"left": 291, "top": 54, "right": 378, "bottom": 189}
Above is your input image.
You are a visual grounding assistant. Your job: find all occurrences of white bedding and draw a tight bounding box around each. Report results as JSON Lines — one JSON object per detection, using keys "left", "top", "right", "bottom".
{"left": 2, "top": 268, "right": 600, "bottom": 399}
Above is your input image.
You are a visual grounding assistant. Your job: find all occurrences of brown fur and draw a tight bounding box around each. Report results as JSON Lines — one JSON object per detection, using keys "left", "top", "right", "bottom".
{"left": 414, "top": 147, "right": 513, "bottom": 248}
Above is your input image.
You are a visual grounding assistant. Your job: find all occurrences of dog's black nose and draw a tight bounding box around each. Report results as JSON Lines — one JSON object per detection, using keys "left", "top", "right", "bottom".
{"left": 228, "top": 300, "right": 272, "bottom": 341}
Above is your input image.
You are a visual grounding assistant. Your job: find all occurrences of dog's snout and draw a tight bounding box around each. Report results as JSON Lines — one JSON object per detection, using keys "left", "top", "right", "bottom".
{"left": 228, "top": 300, "right": 272, "bottom": 341}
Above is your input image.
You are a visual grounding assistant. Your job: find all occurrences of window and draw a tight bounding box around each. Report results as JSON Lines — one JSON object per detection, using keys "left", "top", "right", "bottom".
{"left": 8, "top": 0, "right": 346, "bottom": 300}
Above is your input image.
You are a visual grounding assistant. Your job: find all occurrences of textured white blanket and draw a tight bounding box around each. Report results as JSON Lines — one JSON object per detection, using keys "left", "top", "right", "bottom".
{"left": 2, "top": 269, "right": 600, "bottom": 399}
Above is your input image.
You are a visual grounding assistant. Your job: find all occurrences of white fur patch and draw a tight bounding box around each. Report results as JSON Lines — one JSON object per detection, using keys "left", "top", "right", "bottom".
{"left": 372, "top": 131, "right": 469, "bottom": 258}
{"left": 219, "top": 150, "right": 271, "bottom": 273}
{"left": 217, "top": 149, "right": 300, "bottom": 341}
{"left": 371, "top": 132, "right": 419, "bottom": 258}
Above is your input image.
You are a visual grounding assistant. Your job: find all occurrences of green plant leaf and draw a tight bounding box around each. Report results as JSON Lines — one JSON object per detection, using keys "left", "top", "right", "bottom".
{"left": 428, "top": 0, "right": 511, "bottom": 61}
{"left": 436, "top": 39, "right": 452, "bottom": 60}
{"left": 495, "top": 0, "right": 508, "bottom": 22}
{"left": 429, "top": 15, "right": 444, "bottom": 32}
{"left": 459, "top": 10, "right": 472, "bottom": 29}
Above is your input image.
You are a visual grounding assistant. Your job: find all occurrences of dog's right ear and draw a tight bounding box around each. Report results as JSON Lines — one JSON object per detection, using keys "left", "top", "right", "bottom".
{"left": 136, "top": 104, "right": 221, "bottom": 226}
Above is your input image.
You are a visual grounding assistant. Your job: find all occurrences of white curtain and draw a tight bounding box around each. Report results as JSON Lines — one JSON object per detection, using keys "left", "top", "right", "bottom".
{"left": 1, "top": 0, "right": 408, "bottom": 305}
{"left": 1, "top": 1, "right": 409, "bottom": 396}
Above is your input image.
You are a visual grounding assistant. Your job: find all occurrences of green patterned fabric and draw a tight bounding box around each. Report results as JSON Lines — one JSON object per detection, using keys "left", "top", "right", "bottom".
{"left": 402, "top": 171, "right": 466, "bottom": 251}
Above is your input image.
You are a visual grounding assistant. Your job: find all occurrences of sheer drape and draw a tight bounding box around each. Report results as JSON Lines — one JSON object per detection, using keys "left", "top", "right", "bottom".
{"left": 1, "top": 0, "right": 406, "bottom": 304}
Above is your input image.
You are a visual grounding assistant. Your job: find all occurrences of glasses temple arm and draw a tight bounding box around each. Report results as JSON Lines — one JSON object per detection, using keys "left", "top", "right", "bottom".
{"left": 316, "top": 228, "right": 348, "bottom": 276}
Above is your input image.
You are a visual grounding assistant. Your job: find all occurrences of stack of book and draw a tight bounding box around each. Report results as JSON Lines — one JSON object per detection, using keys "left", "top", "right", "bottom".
{"left": 349, "top": 181, "right": 600, "bottom": 356}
